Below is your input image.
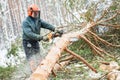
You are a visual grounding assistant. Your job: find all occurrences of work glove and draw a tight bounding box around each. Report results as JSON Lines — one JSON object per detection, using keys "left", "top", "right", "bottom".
{"left": 38, "top": 36, "right": 48, "bottom": 41}
{"left": 40, "top": 33, "right": 54, "bottom": 42}
{"left": 39, "top": 30, "right": 64, "bottom": 42}
{"left": 55, "top": 29, "right": 64, "bottom": 37}
{"left": 42, "top": 36, "right": 49, "bottom": 41}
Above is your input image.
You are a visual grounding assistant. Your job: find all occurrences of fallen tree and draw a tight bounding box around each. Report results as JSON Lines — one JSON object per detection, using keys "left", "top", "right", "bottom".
{"left": 30, "top": 1, "right": 120, "bottom": 79}
{"left": 30, "top": 22, "right": 96, "bottom": 80}
{"left": 30, "top": 17, "right": 120, "bottom": 80}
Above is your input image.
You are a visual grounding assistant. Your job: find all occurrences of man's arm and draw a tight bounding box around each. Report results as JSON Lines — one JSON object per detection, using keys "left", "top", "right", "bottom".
{"left": 22, "top": 21, "right": 43, "bottom": 41}
{"left": 41, "top": 20, "right": 55, "bottom": 31}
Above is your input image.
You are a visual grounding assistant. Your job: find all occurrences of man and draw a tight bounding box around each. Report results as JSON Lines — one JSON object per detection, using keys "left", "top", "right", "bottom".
{"left": 22, "top": 4, "right": 61, "bottom": 72}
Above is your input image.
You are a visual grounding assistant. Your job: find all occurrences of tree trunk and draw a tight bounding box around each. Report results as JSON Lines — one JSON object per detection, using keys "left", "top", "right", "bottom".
{"left": 30, "top": 22, "right": 97, "bottom": 80}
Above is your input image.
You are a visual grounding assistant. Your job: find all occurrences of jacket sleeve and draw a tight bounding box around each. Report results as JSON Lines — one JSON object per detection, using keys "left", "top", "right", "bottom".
{"left": 22, "top": 21, "right": 43, "bottom": 41}
{"left": 41, "top": 20, "right": 55, "bottom": 31}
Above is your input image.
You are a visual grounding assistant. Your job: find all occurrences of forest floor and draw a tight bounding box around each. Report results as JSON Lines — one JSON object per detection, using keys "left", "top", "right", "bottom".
{"left": 9, "top": 40, "right": 120, "bottom": 80}
{"left": 50, "top": 42, "right": 120, "bottom": 80}
{"left": 51, "top": 55, "right": 120, "bottom": 80}
{"left": 0, "top": 33, "right": 118, "bottom": 80}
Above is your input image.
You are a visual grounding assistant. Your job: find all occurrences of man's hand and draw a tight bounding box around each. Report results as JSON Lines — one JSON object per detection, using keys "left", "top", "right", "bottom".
{"left": 55, "top": 30, "right": 64, "bottom": 37}
{"left": 40, "top": 30, "right": 64, "bottom": 42}
{"left": 42, "top": 36, "right": 49, "bottom": 41}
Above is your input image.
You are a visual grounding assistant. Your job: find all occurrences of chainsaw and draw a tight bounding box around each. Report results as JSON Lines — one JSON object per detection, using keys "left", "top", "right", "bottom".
{"left": 43, "top": 30, "right": 64, "bottom": 42}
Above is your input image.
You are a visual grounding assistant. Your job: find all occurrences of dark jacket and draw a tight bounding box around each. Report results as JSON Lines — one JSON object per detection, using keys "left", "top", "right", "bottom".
{"left": 22, "top": 16, "right": 55, "bottom": 41}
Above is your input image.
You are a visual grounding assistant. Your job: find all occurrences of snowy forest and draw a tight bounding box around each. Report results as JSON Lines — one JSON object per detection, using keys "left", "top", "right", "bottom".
{"left": 0, "top": 0, "right": 120, "bottom": 80}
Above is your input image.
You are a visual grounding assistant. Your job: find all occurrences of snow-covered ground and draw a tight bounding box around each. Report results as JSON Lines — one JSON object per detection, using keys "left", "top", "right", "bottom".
{"left": 0, "top": 47, "right": 25, "bottom": 67}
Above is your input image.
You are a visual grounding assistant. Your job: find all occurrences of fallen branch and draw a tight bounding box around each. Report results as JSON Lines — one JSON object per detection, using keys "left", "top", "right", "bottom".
{"left": 92, "top": 47, "right": 104, "bottom": 58}
{"left": 96, "top": 10, "right": 107, "bottom": 22}
{"left": 88, "top": 30, "right": 120, "bottom": 47}
{"left": 53, "top": 60, "right": 72, "bottom": 76}
{"left": 98, "top": 72, "right": 108, "bottom": 80}
{"left": 53, "top": 60, "right": 70, "bottom": 71}
{"left": 92, "top": 35, "right": 100, "bottom": 47}
{"left": 59, "top": 55, "right": 74, "bottom": 62}
{"left": 80, "top": 35, "right": 114, "bottom": 58}
{"left": 99, "top": 23, "right": 120, "bottom": 28}
{"left": 99, "top": 61, "right": 110, "bottom": 65}
{"left": 65, "top": 48, "right": 97, "bottom": 73}
{"left": 102, "top": 13, "right": 118, "bottom": 22}
{"left": 51, "top": 70, "right": 56, "bottom": 77}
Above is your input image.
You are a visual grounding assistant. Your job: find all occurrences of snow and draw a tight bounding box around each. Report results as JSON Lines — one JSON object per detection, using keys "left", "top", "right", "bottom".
{"left": 0, "top": 48, "right": 25, "bottom": 67}
{"left": 0, "top": 49, "right": 8, "bottom": 67}
{"left": 88, "top": 70, "right": 101, "bottom": 79}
